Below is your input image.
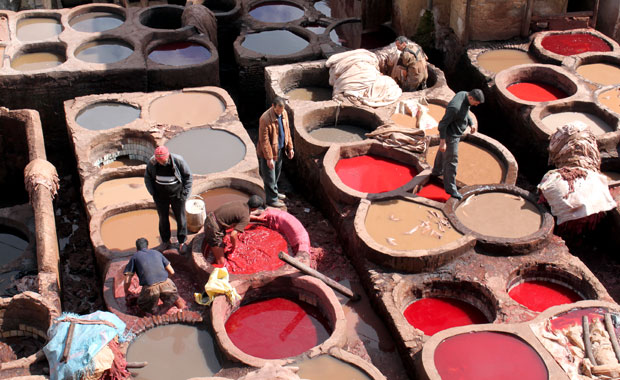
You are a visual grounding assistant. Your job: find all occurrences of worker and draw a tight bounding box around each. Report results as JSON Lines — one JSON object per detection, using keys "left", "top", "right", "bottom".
{"left": 123, "top": 237, "right": 186, "bottom": 314}
{"left": 144, "top": 146, "right": 192, "bottom": 253}
{"left": 203, "top": 195, "right": 265, "bottom": 265}
{"left": 431, "top": 89, "right": 485, "bottom": 199}
{"left": 250, "top": 208, "right": 310, "bottom": 255}
{"left": 376, "top": 36, "right": 428, "bottom": 91}
{"left": 257, "top": 97, "right": 294, "bottom": 208}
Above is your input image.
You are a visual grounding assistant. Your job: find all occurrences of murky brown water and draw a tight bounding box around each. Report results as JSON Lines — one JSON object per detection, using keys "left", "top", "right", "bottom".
{"left": 477, "top": 49, "right": 536, "bottom": 74}
{"left": 295, "top": 355, "right": 371, "bottom": 380}
{"left": 308, "top": 124, "right": 367, "bottom": 143}
{"left": 199, "top": 187, "right": 249, "bottom": 212}
{"left": 16, "top": 18, "right": 62, "bottom": 41}
{"left": 541, "top": 111, "right": 613, "bottom": 136}
{"left": 101, "top": 209, "right": 175, "bottom": 252}
{"left": 127, "top": 324, "right": 222, "bottom": 380}
{"left": 149, "top": 91, "right": 225, "bottom": 127}
{"left": 598, "top": 88, "right": 620, "bottom": 114}
{"left": 286, "top": 87, "right": 332, "bottom": 101}
{"left": 365, "top": 199, "right": 462, "bottom": 250}
{"left": 426, "top": 141, "right": 505, "bottom": 186}
{"left": 424, "top": 103, "right": 446, "bottom": 135}
{"left": 576, "top": 63, "right": 620, "bottom": 86}
{"left": 11, "top": 52, "right": 63, "bottom": 71}
{"left": 455, "top": 192, "right": 542, "bottom": 238}
{"left": 94, "top": 177, "right": 149, "bottom": 209}
{"left": 391, "top": 113, "right": 417, "bottom": 128}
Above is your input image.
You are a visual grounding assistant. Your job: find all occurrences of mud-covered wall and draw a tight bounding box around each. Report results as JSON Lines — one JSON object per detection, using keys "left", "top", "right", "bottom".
{"left": 469, "top": 0, "right": 527, "bottom": 41}
{"left": 597, "top": 0, "right": 620, "bottom": 43}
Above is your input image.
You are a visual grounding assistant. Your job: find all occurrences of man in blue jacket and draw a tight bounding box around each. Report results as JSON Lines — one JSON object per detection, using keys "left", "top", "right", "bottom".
{"left": 145, "top": 146, "right": 193, "bottom": 252}
{"left": 431, "top": 89, "right": 484, "bottom": 199}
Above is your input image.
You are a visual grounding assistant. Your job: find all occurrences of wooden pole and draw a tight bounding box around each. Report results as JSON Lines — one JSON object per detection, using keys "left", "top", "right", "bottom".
{"left": 522, "top": 0, "right": 534, "bottom": 37}
{"left": 278, "top": 252, "right": 360, "bottom": 301}
{"left": 591, "top": 0, "right": 600, "bottom": 28}
{"left": 583, "top": 316, "right": 598, "bottom": 366}
{"left": 604, "top": 314, "right": 620, "bottom": 363}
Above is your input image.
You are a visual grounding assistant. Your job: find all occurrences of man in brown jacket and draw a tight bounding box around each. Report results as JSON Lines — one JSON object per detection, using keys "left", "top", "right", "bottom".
{"left": 257, "top": 97, "right": 294, "bottom": 207}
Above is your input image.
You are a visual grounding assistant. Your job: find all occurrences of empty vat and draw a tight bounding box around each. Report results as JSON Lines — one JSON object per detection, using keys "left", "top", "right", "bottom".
{"left": 76, "top": 102, "right": 140, "bottom": 130}
{"left": 139, "top": 6, "right": 184, "bottom": 30}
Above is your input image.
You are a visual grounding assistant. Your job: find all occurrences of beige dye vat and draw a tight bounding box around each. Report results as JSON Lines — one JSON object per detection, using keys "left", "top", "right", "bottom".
{"left": 598, "top": 88, "right": 620, "bottom": 114}
{"left": 365, "top": 199, "right": 462, "bottom": 250}
{"left": 11, "top": 52, "right": 63, "bottom": 71}
{"left": 286, "top": 87, "right": 332, "bottom": 101}
{"left": 425, "top": 103, "right": 446, "bottom": 135}
{"left": 100, "top": 157, "right": 145, "bottom": 169}
{"left": 541, "top": 112, "right": 613, "bottom": 136}
{"left": 149, "top": 92, "right": 225, "bottom": 127}
{"left": 295, "top": 355, "right": 371, "bottom": 380}
{"left": 455, "top": 192, "right": 542, "bottom": 238}
{"left": 100, "top": 209, "right": 175, "bottom": 252}
{"left": 16, "top": 18, "right": 62, "bottom": 41}
{"left": 577, "top": 63, "right": 620, "bottom": 86}
{"left": 127, "top": 324, "right": 222, "bottom": 380}
{"left": 309, "top": 124, "right": 367, "bottom": 143}
{"left": 477, "top": 49, "right": 536, "bottom": 74}
{"left": 391, "top": 113, "right": 417, "bottom": 128}
{"left": 199, "top": 187, "right": 249, "bottom": 212}
{"left": 426, "top": 142, "right": 505, "bottom": 186}
{"left": 94, "top": 177, "right": 149, "bottom": 209}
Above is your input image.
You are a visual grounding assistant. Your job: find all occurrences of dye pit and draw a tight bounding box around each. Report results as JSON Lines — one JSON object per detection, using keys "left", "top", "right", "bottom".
{"left": 541, "top": 33, "right": 611, "bottom": 56}
{"left": 75, "top": 102, "right": 140, "bottom": 130}
{"left": 426, "top": 141, "right": 505, "bottom": 185}
{"left": 16, "top": 17, "right": 62, "bottom": 41}
{"left": 403, "top": 297, "right": 488, "bottom": 336}
{"left": 69, "top": 11, "right": 124, "bottom": 33}
{"left": 507, "top": 82, "right": 568, "bottom": 102}
{"left": 75, "top": 41, "right": 133, "bottom": 64}
{"left": 241, "top": 30, "right": 309, "bottom": 55}
{"left": 476, "top": 49, "right": 536, "bottom": 74}
{"left": 335, "top": 155, "right": 418, "bottom": 193}
{"left": 148, "top": 42, "right": 211, "bottom": 66}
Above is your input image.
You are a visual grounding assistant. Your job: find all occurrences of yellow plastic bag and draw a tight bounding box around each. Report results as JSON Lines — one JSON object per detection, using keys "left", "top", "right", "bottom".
{"left": 194, "top": 267, "right": 241, "bottom": 306}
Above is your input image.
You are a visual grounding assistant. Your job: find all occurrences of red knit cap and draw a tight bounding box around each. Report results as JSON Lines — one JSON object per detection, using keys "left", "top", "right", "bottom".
{"left": 154, "top": 146, "right": 169, "bottom": 158}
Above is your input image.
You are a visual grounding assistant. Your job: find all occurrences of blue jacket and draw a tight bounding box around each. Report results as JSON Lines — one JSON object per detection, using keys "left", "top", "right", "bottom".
{"left": 144, "top": 153, "right": 193, "bottom": 199}
{"left": 438, "top": 91, "right": 474, "bottom": 140}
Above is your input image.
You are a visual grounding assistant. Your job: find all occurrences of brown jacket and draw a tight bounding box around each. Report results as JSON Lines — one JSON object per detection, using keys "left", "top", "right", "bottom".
{"left": 257, "top": 107, "right": 293, "bottom": 161}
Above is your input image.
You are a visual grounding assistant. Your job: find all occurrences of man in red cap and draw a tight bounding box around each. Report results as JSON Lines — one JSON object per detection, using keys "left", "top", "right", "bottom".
{"left": 144, "top": 146, "right": 193, "bottom": 252}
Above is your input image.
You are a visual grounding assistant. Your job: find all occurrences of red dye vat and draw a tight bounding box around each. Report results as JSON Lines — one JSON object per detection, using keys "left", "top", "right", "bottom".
{"left": 541, "top": 33, "right": 611, "bottom": 56}
{"left": 509, "top": 280, "right": 583, "bottom": 313}
{"left": 507, "top": 82, "right": 568, "bottom": 102}
{"left": 403, "top": 297, "right": 488, "bottom": 336}
{"left": 335, "top": 155, "right": 417, "bottom": 193}
{"left": 434, "top": 331, "right": 548, "bottom": 380}
{"left": 550, "top": 307, "right": 606, "bottom": 331}
{"left": 416, "top": 180, "right": 451, "bottom": 203}
{"left": 204, "top": 224, "right": 288, "bottom": 274}
{"left": 225, "top": 297, "right": 331, "bottom": 359}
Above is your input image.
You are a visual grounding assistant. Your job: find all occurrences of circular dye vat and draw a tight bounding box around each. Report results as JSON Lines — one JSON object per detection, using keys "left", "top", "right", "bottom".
{"left": 477, "top": 49, "right": 536, "bottom": 74}
{"left": 165, "top": 129, "right": 245, "bottom": 174}
{"left": 541, "top": 33, "right": 611, "bottom": 56}
{"left": 509, "top": 280, "right": 583, "bottom": 312}
{"left": 205, "top": 224, "right": 287, "bottom": 274}
{"left": 101, "top": 209, "right": 175, "bottom": 252}
{"left": 390, "top": 113, "right": 417, "bottom": 129}
{"left": 542, "top": 112, "right": 613, "bottom": 136}
{"left": 404, "top": 297, "right": 487, "bottom": 336}
{"left": 365, "top": 199, "right": 462, "bottom": 251}
{"left": 426, "top": 142, "right": 505, "bottom": 186}
{"left": 286, "top": 87, "right": 332, "bottom": 101}
{"left": 455, "top": 192, "right": 542, "bottom": 239}
{"left": 11, "top": 52, "right": 63, "bottom": 71}
{"left": 225, "top": 297, "right": 330, "bottom": 359}
{"left": 127, "top": 324, "right": 222, "bottom": 380}
{"left": 75, "top": 41, "right": 133, "bottom": 64}
{"left": 577, "top": 63, "right": 620, "bottom": 86}
{"left": 295, "top": 355, "right": 371, "bottom": 380}
{"left": 16, "top": 17, "right": 62, "bottom": 41}
{"left": 149, "top": 91, "right": 225, "bottom": 127}
{"left": 139, "top": 7, "right": 183, "bottom": 30}
{"left": 242, "top": 30, "right": 309, "bottom": 56}
{"left": 100, "top": 156, "right": 145, "bottom": 169}
{"left": 549, "top": 307, "right": 606, "bottom": 331}
{"left": 309, "top": 125, "right": 367, "bottom": 143}
{"left": 76, "top": 102, "right": 140, "bottom": 130}
{"left": 70, "top": 12, "right": 124, "bottom": 33}
{"left": 434, "top": 331, "right": 548, "bottom": 380}
{"left": 335, "top": 155, "right": 418, "bottom": 194}
{"left": 148, "top": 41, "right": 211, "bottom": 66}
{"left": 598, "top": 88, "right": 620, "bottom": 114}
{"left": 416, "top": 179, "right": 451, "bottom": 203}
{"left": 0, "top": 226, "right": 28, "bottom": 267}
{"left": 314, "top": 1, "right": 331, "bottom": 16}
{"left": 249, "top": 1, "right": 304, "bottom": 23}
{"left": 507, "top": 82, "right": 568, "bottom": 102}
{"left": 199, "top": 187, "right": 250, "bottom": 212}
{"left": 94, "top": 177, "right": 149, "bottom": 209}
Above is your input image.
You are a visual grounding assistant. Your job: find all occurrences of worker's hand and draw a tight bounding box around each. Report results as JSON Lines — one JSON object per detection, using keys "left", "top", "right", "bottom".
{"left": 469, "top": 124, "right": 478, "bottom": 134}
{"left": 287, "top": 149, "right": 294, "bottom": 160}
{"left": 439, "top": 139, "right": 447, "bottom": 152}
{"left": 230, "top": 230, "right": 239, "bottom": 250}
{"left": 267, "top": 159, "right": 275, "bottom": 169}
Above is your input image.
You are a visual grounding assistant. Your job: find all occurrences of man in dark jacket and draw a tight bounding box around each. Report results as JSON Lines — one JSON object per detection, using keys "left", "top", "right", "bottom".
{"left": 431, "top": 89, "right": 484, "bottom": 199}
{"left": 144, "top": 146, "right": 193, "bottom": 252}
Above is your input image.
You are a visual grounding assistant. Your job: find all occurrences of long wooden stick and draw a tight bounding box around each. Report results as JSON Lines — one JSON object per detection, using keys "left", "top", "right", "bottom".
{"left": 278, "top": 252, "right": 360, "bottom": 301}
{"left": 583, "top": 316, "right": 598, "bottom": 366}
{"left": 126, "top": 361, "right": 148, "bottom": 368}
{"left": 61, "top": 323, "right": 76, "bottom": 363}
{"left": 604, "top": 314, "right": 620, "bottom": 363}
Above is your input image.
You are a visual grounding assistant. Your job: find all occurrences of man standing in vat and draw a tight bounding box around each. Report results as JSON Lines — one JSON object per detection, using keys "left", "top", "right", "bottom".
{"left": 257, "top": 96, "right": 294, "bottom": 208}
{"left": 123, "top": 237, "right": 186, "bottom": 314}
{"left": 145, "top": 146, "right": 193, "bottom": 252}
{"left": 431, "top": 89, "right": 485, "bottom": 199}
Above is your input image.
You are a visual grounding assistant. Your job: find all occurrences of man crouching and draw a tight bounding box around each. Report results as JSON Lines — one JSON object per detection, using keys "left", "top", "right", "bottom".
{"left": 123, "top": 237, "right": 186, "bottom": 314}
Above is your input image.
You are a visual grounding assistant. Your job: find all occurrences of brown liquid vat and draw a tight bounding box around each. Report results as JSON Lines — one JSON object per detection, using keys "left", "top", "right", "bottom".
{"left": 566, "top": 55, "right": 620, "bottom": 89}
{"left": 354, "top": 196, "right": 476, "bottom": 273}
{"left": 265, "top": 59, "right": 331, "bottom": 105}
{"left": 445, "top": 185, "right": 554, "bottom": 255}
{"left": 294, "top": 347, "right": 387, "bottom": 380}
{"left": 321, "top": 140, "right": 428, "bottom": 205}
{"left": 292, "top": 105, "right": 383, "bottom": 158}
{"left": 9, "top": 42, "right": 67, "bottom": 72}
{"left": 530, "top": 28, "right": 620, "bottom": 65}
{"left": 211, "top": 275, "right": 347, "bottom": 368}
{"left": 426, "top": 133, "right": 518, "bottom": 187}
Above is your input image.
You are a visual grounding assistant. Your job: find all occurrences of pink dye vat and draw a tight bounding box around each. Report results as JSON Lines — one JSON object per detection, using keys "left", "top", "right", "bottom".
{"left": 541, "top": 33, "right": 611, "bottom": 56}
{"left": 403, "top": 297, "right": 488, "bottom": 336}
{"left": 509, "top": 280, "right": 583, "bottom": 312}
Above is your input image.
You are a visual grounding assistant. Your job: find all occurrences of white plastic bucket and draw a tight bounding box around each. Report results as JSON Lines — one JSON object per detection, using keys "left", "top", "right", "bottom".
{"left": 185, "top": 195, "right": 206, "bottom": 233}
